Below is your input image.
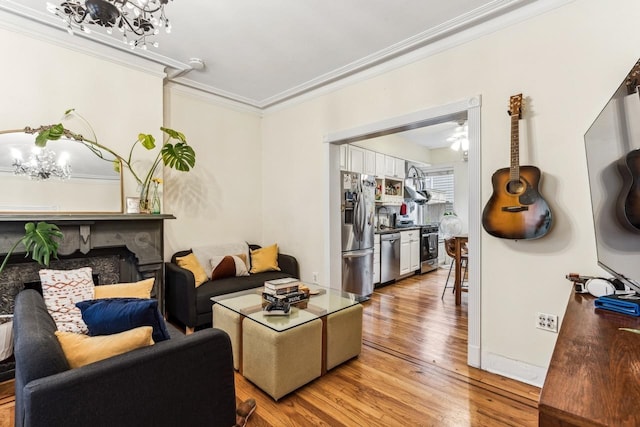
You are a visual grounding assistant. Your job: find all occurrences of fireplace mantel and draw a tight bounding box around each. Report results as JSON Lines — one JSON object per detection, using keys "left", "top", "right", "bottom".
{"left": 0, "top": 213, "right": 175, "bottom": 312}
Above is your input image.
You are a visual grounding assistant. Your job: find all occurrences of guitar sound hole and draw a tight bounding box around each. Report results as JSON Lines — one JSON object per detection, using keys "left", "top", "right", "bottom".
{"left": 506, "top": 180, "right": 525, "bottom": 195}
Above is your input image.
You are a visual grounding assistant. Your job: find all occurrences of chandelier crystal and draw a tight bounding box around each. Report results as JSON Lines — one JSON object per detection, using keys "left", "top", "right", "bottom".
{"left": 12, "top": 147, "right": 71, "bottom": 181}
{"left": 46, "top": 0, "right": 173, "bottom": 50}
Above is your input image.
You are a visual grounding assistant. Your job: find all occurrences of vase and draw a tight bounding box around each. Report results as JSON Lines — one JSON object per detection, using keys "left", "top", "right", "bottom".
{"left": 151, "top": 187, "right": 161, "bottom": 215}
{"left": 139, "top": 185, "right": 151, "bottom": 214}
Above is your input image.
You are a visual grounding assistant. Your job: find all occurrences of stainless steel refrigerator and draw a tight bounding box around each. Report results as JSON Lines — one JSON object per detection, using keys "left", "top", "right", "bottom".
{"left": 341, "top": 171, "right": 375, "bottom": 300}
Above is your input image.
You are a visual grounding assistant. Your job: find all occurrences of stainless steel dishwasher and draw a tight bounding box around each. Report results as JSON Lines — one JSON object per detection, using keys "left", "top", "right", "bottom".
{"left": 380, "top": 232, "right": 400, "bottom": 284}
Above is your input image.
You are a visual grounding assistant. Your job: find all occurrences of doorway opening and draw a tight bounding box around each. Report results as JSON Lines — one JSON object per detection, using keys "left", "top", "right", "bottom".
{"left": 325, "top": 95, "right": 481, "bottom": 367}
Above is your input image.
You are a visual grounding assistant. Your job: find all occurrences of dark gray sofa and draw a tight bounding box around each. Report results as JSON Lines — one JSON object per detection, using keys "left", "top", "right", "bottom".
{"left": 13, "top": 289, "right": 236, "bottom": 427}
{"left": 165, "top": 246, "right": 299, "bottom": 332}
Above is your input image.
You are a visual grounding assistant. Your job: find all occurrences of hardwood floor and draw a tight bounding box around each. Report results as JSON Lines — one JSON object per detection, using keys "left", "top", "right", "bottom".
{"left": 0, "top": 267, "right": 541, "bottom": 426}
{"left": 235, "top": 268, "right": 541, "bottom": 426}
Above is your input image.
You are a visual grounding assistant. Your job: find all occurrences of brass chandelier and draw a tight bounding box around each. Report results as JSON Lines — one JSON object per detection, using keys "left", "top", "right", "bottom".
{"left": 46, "top": 0, "right": 173, "bottom": 50}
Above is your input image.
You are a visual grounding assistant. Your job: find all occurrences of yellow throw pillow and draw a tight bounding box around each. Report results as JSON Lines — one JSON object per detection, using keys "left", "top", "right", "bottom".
{"left": 175, "top": 253, "right": 209, "bottom": 287}
{"left": 55, "top": 326, "right": 154, "bottom": 369}
{"left": 94, "top": 278, "right": 154, "bottom": 299}
{"left": 250, "top": 243, "right": 281, "bottom": 274}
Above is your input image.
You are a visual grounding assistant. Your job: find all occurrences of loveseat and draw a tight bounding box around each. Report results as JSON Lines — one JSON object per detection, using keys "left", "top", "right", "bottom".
{"left": 13, "top": 289, "right": 237, "bottom": 427}
{"left": 165, "top": 244, "right": 299, "bottom": 333}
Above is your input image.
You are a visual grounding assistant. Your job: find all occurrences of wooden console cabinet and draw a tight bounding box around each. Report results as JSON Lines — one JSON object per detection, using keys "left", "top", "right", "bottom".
{"left": 539, "top": 293, "right": 640, "bottom": 426}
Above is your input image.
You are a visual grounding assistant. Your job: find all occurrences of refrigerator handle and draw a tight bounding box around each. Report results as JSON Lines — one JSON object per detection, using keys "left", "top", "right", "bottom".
{"left": 342, "top": 248, "right": 374, "bottom": 258}
{"left": 357, "top": 181, "right": 366, "bottom": 237}
{"left": 353, "top": 192, "right": 361, "bottom": 241}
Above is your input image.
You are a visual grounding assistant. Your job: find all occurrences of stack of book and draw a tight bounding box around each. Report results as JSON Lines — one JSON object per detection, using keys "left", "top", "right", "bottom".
{"left": 262, "top": 278, "right": 309, "bottom": 312}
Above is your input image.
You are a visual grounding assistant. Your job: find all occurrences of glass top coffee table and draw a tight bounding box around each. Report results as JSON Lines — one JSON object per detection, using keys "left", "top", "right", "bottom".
{"left": 211, "top": 283, "right": 359, "bottom": 332}
{"left": 211, "top": 284, "right": 364, "bottom": 399}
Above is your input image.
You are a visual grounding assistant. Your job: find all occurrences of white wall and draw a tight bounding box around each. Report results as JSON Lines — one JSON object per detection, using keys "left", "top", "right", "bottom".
{"left": 162, "top": 85, "right": 263, "bottom": 256}
{"left": 259, "top": 0, "right": 640, "bottom": 385}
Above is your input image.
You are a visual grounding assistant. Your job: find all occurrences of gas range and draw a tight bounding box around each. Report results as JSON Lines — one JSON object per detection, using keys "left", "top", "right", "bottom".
{"left": 418, "top": 224, "right": 439, "bottom": 234}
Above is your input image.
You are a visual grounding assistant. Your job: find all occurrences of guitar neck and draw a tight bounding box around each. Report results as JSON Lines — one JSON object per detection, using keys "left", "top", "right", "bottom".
{"left": 510, "top": 113, "right": 520, "bottom": 181}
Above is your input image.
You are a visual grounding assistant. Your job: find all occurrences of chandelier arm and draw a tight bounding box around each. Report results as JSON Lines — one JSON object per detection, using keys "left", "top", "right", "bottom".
{"left": 120, "top": 0, "right": 166, "bottom": 14}
{"left": 70, "top": 8, "right": 90, "bottom": 24}
{"left": 118, "top": 17, "right": 148, "bottom": 36}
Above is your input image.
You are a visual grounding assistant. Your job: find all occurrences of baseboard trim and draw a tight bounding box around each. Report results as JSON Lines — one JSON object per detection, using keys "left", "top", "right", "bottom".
{"left": 468, "top": 344, "right": 481, "bottom": 368}
{"left": 481, "top": 351, "right": 547, "bottom": 388}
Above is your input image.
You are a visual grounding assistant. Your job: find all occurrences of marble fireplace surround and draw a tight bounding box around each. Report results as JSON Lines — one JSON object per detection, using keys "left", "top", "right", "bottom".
{"left": 0, "top": 214, "right": 174, "bottom": 315}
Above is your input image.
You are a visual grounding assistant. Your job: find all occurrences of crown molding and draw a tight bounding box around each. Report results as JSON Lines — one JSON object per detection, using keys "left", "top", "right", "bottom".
{"left": 264, "top": 0, "right": 574, "bottom": 112}
{"left": 164, "top": 82, "right": 263, "bottom": 116}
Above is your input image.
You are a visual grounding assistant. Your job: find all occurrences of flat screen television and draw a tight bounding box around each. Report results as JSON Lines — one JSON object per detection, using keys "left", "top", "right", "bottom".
{"left": 585, "top": 59, "right": 640, "bottom": 294}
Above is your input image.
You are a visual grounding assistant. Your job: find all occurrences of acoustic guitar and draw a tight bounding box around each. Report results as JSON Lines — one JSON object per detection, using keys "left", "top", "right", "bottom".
{"left": 482, "top": 94, "right": 552, "bottom": 240}
{"left": 618, "top": 60, "right": 640, "bottom": 231}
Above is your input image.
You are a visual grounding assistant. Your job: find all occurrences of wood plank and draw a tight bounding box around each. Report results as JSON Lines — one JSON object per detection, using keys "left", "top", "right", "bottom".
{"left": 0, "top": 379, "right": 14, "bottom": 427}
{"left": 539, "top": 293, "right": 640, "bottom": 426}
{"left": 235, "top": 267, "right": 540, "bottom": 426}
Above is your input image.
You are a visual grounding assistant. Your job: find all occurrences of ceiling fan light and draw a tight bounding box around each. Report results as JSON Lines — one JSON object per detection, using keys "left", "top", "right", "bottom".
{"left": 451, "top": 140, "right": 461, "bottom": 151}
{"left": 461, "top": 138, "right": 469, "bottom": 151}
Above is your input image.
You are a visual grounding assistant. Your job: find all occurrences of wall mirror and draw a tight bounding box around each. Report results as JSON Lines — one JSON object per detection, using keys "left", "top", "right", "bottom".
{"left": 0, "top": 131, "right": 123, "bottom": 213}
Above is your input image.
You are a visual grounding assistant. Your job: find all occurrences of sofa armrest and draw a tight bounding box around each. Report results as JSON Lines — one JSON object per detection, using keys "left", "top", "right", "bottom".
{"left": 21, "top": 328, "right": 236, "bottom": 427}
{"left": 165, "top": 262, "right": 198, "bottom": 328}
{"left": 278, "top": 253, "right": 299, "bottom": 278}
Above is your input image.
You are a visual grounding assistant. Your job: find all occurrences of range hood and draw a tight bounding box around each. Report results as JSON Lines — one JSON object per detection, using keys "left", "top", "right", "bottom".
{"left": 404, "top": 185, "right": 430, "bottom": 204}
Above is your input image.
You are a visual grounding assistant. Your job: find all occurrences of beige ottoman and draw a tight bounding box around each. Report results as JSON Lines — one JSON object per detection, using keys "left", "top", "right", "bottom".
{"left": 242, "top": 318, "right": 322, "bottom": 400}
{"left": 326, "top": 304, "right": 363, "bottom": 370}
{"left": 212, "top": 304, "right": 242, "bottom": 370}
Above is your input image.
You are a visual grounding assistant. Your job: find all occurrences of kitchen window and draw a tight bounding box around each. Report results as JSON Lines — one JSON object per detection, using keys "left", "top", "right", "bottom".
{"left": 424, "top": 169, "right": 455, "bottom": 214}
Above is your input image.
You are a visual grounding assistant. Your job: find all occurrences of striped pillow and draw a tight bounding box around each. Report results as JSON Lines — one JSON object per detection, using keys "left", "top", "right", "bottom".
{"left": 209, "top": 255, "right": 249, "bottom": 281}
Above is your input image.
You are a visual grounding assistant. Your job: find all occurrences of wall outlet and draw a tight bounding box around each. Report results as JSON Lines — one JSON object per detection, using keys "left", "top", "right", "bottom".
{"left": 312, "top": 272, "right": 319, "bottom": 284}
{"left": 536, "top": 312, "right": 559, "bottom": 333}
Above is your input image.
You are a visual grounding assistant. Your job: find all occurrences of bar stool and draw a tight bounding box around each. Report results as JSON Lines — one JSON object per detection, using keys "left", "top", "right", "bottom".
{"left": 441, "top": 237, "right": 468, "bottom": 298}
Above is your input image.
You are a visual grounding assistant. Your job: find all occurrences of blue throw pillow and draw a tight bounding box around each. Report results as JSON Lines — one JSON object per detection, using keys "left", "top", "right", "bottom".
{"left": 76, "top": 298, "right": 170, "bottom": 342}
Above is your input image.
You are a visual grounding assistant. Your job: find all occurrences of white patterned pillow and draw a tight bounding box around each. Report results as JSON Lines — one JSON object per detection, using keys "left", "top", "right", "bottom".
{"left": 40, "top": 267, "right": 95, "bottom": 334}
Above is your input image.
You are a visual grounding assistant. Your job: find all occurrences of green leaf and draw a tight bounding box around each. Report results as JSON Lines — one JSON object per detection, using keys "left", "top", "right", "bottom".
{"left": 35, "top": 124, "right": 66, "bottom": 147}
{"left": 161, "top": 127, "right": 187, "bottom": 143}
{"left": 113, "top": 160, "right": 121, "bottom": 173}
{"left": 161, "top": 142, "right": 196, "bottom": 171}
{"left": 64, "top": 108, "right": 75, "bottom": 115}
{"left": 138, "top": 134, "right": 156, "bottom": 150}
{"left": 21, "top": 222, "right": 63, "bottom": 266}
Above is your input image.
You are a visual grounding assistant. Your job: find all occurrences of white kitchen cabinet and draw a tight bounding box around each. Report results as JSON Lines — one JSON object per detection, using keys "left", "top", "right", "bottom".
{"left": 339, "top": 145, "right": 349, "bottom": 171}
{"left": 400, "top": 230, "right": 419, "bottom": 275}
{"left": 383, "top": 155, "right": 406, "bottom": 179}
{"left": 384, "top": 156, "right": 396, "bottom": 177}
{"left": 400, "top": 231, "right": 411, "bottom": 275}
{"left": 364, "top": 149, "right": 376, "bottom": 176}
{"left": 410, "top": 233, "right": 420, "bottom": 271}
{"left": 348, "top": 145, "right": 365, "bottom": 173}
{"left": 375, "top": 152, "right": 385, "bottom": 177}
{"left": 394, "top": 157, "right": 406, "bottom": 179}
{"left": 373, "top": 234, "right": 380, "bottom": 284}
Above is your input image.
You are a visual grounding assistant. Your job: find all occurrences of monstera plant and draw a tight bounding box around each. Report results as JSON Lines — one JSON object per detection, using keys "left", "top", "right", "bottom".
{"left": 33, "top": 109, "right": 196, "bottom": 212}
{"left": 0, "top": 222, "right": 63, "bottom": 277}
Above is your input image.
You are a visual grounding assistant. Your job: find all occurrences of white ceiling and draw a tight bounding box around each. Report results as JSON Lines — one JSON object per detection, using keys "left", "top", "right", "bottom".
{"left": 0, "top": 0, "right": 544, "bottom": 109}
